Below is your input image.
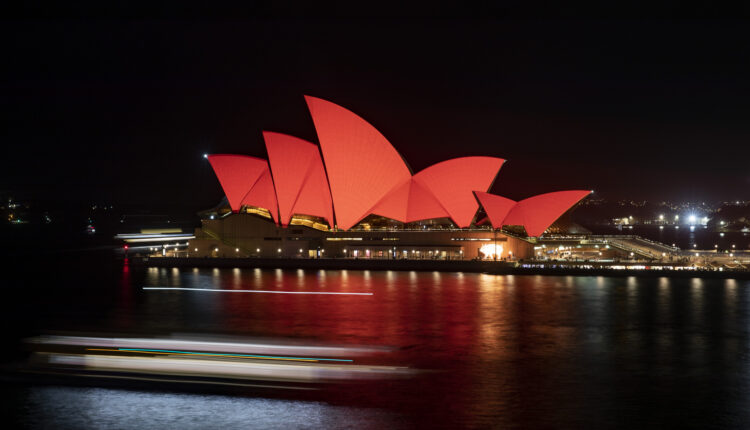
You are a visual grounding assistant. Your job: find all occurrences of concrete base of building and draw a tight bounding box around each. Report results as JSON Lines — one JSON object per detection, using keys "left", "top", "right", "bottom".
{"left": 187, "top": 213, "right": 536, "bottom": 260}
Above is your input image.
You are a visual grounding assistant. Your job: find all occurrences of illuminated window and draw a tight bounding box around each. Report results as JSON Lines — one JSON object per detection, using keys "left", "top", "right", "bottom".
{"left": 245, "top": 206, "right": 272, "bottom": 219}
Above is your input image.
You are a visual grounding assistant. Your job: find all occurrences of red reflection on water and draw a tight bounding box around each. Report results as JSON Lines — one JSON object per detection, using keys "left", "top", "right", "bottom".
{"left": 120, "top": 268, "right": 750, "bottom": 428}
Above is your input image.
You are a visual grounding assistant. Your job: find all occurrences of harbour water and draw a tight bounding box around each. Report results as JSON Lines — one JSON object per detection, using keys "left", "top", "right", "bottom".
{"left": 3, "top": 253, "right": 750, "bottom": 428}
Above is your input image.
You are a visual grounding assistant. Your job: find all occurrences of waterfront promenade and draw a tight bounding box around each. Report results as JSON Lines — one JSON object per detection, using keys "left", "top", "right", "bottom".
{"left": 136, "top": 256, "right": 750, "bottom": 279}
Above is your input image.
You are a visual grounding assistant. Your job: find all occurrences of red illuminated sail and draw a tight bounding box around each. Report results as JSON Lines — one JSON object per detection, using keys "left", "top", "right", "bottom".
{"left": 305, "top": 95, "right": 412, "bottom": 230}
{"left": 414, "top": 157, "right": 504, "bottom": 227}
{"left": 368, "top": 178, "right": 450, "bottom": 223}
{"left": 264, "top": 132, "right": 334, "bottom": 226}
{"left": 503, "top": 190, "right": 591, "bottom": 237}
{"left": 210, "top": 97, "right": 589, "bottom": 234}
{"left": 206, "top": 155, "right": 269, "bottom": 213}
{"left": 473, "top": 191, "right": 516, "bottom": 228}
{"left": 240, "top": 168, "right": 279, "bottom": 223}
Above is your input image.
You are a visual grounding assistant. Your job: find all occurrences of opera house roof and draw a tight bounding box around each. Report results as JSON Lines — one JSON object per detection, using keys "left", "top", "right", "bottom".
{"left": 207, "top": 96, "right": 591, "bottom": 237}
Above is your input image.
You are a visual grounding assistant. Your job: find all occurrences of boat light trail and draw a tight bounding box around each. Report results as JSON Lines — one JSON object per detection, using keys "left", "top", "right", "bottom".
{"left": 86, "top": 347, "right": 353, "bottom": 362}
{"left": 143, "top": 287, "right": 373, "bottom": 295}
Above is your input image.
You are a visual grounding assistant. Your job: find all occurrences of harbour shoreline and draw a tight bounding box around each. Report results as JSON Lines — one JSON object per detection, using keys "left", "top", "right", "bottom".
{"left": 135, "top": 257, "right": 750, "bottom": 280}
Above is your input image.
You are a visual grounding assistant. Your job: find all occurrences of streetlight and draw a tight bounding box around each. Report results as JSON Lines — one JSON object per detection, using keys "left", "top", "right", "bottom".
{"left": 203, "top": 153, "right": 208, "bottom": 159}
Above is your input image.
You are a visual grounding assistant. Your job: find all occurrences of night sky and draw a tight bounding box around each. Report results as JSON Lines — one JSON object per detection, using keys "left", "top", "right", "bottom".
{"left": 3, "top": 17, "right": 750, "bottom": 211}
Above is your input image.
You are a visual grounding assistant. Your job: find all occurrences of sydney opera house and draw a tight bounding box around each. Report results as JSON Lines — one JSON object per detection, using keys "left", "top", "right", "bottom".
{"left": 189, "top": 96, "right": 591, "bottom": 260}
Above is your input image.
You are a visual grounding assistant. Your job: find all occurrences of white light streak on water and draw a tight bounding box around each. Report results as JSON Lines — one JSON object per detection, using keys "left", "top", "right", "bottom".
{"left": 143, "top": 287, "right": 373, "bottom": 295}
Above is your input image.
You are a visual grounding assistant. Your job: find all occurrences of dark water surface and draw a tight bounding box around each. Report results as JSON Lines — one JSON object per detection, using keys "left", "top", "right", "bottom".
{"left": 4, "top": 253, "right": 750, "bottom": 428}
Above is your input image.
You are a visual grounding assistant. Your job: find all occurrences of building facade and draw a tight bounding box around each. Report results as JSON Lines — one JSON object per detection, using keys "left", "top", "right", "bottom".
{"left": 190, "top": 213, "right": 534, "bottom": 260}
